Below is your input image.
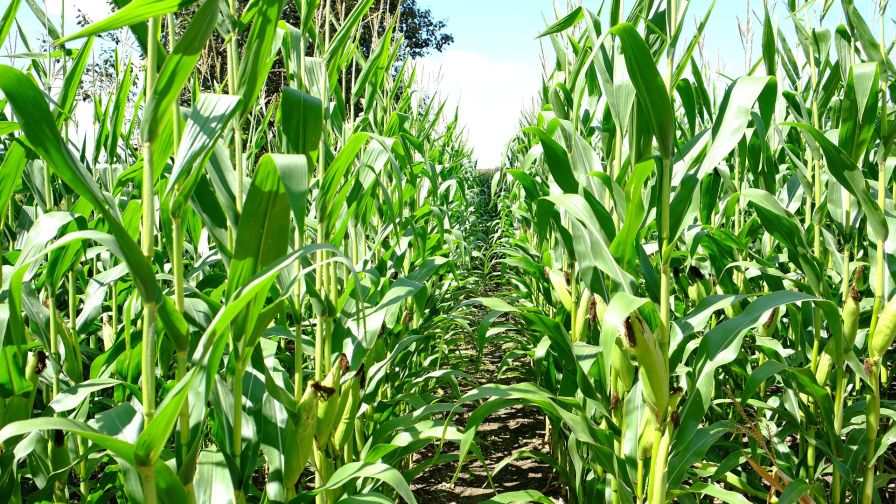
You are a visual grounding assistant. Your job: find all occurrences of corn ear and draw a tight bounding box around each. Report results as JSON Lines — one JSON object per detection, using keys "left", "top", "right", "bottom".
{"left": 286, "top": 381, "right": 318, "bottom": 485}
{"left": 686, "top": 267, "right": 709, "bottom": 304}
{"left": 625, "top": 316, "right": 669, "bottom": 419}
{"left": 718, "top": 285, "right": 742, "bottom": 319}
{"left": 870, "top": 295, "right": 896, "bottom": 360}
{"left": 333, "top": 365, "right": 364, "bottom": 450}
{"left": 639, "top": 408, "right": 657, "bottom": 458}
{"left": 591, "top": 294, "right": 607, "bottom": 328}
{"left": 759, "top": 307, "right": 779, "bottom": 339}
{"left": 815, "top": 349, "right": 833, "bottom": 386}
{"left": 610, "top": 343, "right": 634, "bottom": 390}
{"left": 315, "top": 354, "right": 348, "bottom": 445}
{"left": 573, "top": 287, "right": 592, "bottom": 342}
{"left": 844, "top": 286, "right": 861, "bottom": 349}
{"left": 101, "top": 314, "right": 114, "bottom": 351}
{"left": 547, "top": 267, "right": 573, "bottom": 312}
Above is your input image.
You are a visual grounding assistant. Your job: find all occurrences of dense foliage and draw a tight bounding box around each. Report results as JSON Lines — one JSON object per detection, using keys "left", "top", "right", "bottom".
{"left": 2, "top": 0, "right": 896, "bottom": 503}
{"left": 482, "top": 0, "right": 896, "bottom": 502}
{"left": 0, "top": 0, "right": 481, "bottom": 503}
{"left": 162, "top": 0, "right": 454, "bottom": 104}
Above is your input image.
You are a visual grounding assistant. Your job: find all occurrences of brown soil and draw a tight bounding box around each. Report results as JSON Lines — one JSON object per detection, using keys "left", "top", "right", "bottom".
{"left": 410, "top": 346, "right": 564, "bottom": 503}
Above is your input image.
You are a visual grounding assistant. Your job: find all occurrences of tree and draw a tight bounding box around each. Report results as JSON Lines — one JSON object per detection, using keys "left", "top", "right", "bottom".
{"left": 369, "top": 0, "right": 454, "bottom": 59}
{"left": 75, "top": 1, "right": 453, "bottom": 108}
{"left": 189, "top": 0, "right": 453, "bottom": 104}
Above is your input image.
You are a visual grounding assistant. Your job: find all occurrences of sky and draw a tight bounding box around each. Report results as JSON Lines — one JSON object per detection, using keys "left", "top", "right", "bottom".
{"left": 414, "top": 0, "right": 877, "bottom": 168}
{"left": 4, "top": 1, "right": 120, "bottom": 156}
{"left": 5, "top": 0, "right": 883, "bottom": 168}
{"left": 9, "top": 1, "right": 114, "bottom": 39}
{"left": 413, "top": 0, "right": 760, "bottom": 167}
{"left": 414, "top": 1, "right": 551, "bottom": 168}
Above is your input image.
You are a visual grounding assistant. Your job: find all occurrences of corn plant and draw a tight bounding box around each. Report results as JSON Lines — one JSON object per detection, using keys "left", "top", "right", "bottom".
{"left": 4, "top": 0, "right": 896, "bottom": 503}
{"left": 471, "top": 0, "right": 896, "bottom": 503}
{"left": 0, "top": 0, "right": 496, "bottom": 503}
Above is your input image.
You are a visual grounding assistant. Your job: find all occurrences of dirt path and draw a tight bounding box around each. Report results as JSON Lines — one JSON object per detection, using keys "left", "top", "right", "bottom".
{"left": 411, "top": 186, "right": 563, "bottom": 504}
{"left": 411, "top": 179, "right": 564, "bottom": 502}
{"left": 410, "top": 344, "right": 564, "bottom": 503}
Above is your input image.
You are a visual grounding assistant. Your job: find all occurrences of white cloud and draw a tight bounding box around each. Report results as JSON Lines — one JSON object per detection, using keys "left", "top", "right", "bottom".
{"left": 416, "top": 50, "right": 542, "bottom": 168}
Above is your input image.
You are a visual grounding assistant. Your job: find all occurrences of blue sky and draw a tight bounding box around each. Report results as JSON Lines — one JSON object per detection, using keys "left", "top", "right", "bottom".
{"left": 418, "top": 1, "right": 760, "bottom": 68}
{"left": 414, "top": 0, "right": 764, "bottom": 166}
{"left": 415, "top": 0, "right": 881, "bottom": 167}
{"left": 5, "top": 1, "right": 884, "bottom": 167}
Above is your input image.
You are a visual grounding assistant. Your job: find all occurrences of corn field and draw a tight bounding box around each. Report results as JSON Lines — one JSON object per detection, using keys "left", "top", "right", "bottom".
{"left": 1, "top": 0, "right": 896, "bottom": 503}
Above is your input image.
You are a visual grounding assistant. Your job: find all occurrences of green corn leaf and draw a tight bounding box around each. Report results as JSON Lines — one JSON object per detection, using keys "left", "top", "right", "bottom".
{"left": 700, "top": 76, "right": 777, "bottom": 175}
{"left": 0, "top": 121, "right": 18, "bottom": 135}
{"left": 677, "top": 291, "right": 818, "bottom": 443}
{"left": 306, "top": 462, "right": 417, "bottom": 504}
{"left": 608, "top": 22, "right": 674, "bottom": 159}
{"left": 192, "top": 244, "right": 346, "bottom": 375}
{"left": 144, "top": 0, "right": 219, "bottom": 142}
{"left": 538, "top": 6, "right": 584, "bottom": 38}
{"left": 842, "top": 0, "right": 895, "bottom": 74}
{"left": 594, "top": 44, "right": 635, "bottom": 135}
{"left": 689, "top": 482, "right": 752, "bottom": 504}
{"left": 191, "top": 169, "right": 234, "bottom": 258}
{"left": 838, "top": 62, "right": 879, "bottom": 162}
{"left": 107, "top": 61, "right": 135, "bottom": 164}
{"left": 270, "top": 154, "right": 310, "bottom": 241}
{"left": 0, "top": 417, "right": 187, "bottom": 502}
{"left": 225, "top": 154, "right": 293, "bottom": 365}
{"left": 56, "top": 37, "right": 94, "bottom": 126}
{"left": 352, "top": 20, "right": 396, "bottom": 104}
{"left": 672, "top": 1, "right": 716, "bottom": 86}
{"left": 0, "top": 142, "right": 27, "bottom": 222}
{"left": 762, "top": 3, "right": 776, "bottom": 77}
{"left": 0, "top": 317, "right": 29, "bottom": 398}
{"left": 300, "top": 0, "right": 322, "bottom": 34}
{"left": 194, "top": 450, "right": 235, "bottom": 503}
{"left": 226, "top": 154, "right": 292, "bottom": 298}
{"left": 0, "top": 66, "right": 158, "bottom": 304}
{"left": 280, "top": 88, "right": 323, "bottom": 156}
{"left": 49, "top": 379, "right": 139, "bottom": 413}
{"left": 786, "top": 122, "right": 888, "bottom": 241}
{"left": 168, "top": 93, "right": 242, "bottom": 218}
{"left": 524, "top": 127, "right": 578, "bottom": 193}
{"left": 834, "top": 25, "right": 852, "bottom": 83}
{"left": 667, "top": 421, "right": 732, "bottom": 489}
{"left": 237, "top": 0, "right": 286, "bottom": 118}
{"left": 778, "top": 480, "right": 814, "bottom": 504}
{"left": 324, "top": 0, "right": 374, "bottom": 87}
{"left": 135, "top": 368, "right": 198, "bottom": 466}
{"left": 609, "top": 158, "right": 654, "bottom": 272}
{"left": 56, "top": 0, "right": 199, "bottom": 44}
{"left": 667, "top": 172, "right": 701, "bottom": 246}
{"left": 0, "top": 0, "right": 22, "bottom": 52}
{"left": 321, "top": 133, "right": 372, "bottom": 222}
{"left": 45, "top": 217, "right": 87, "bottom": 290}
{"left": 542, "top": 194, "right": 637, "bottom": 292}
{"left": 481, "top": 490, "right": 554, "bottom": 503}
{"left": 0, "top": 417, "right": 136, "bottom": 461}
{"left": 743, "top": 188, "right": 826, "bottom": 295}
